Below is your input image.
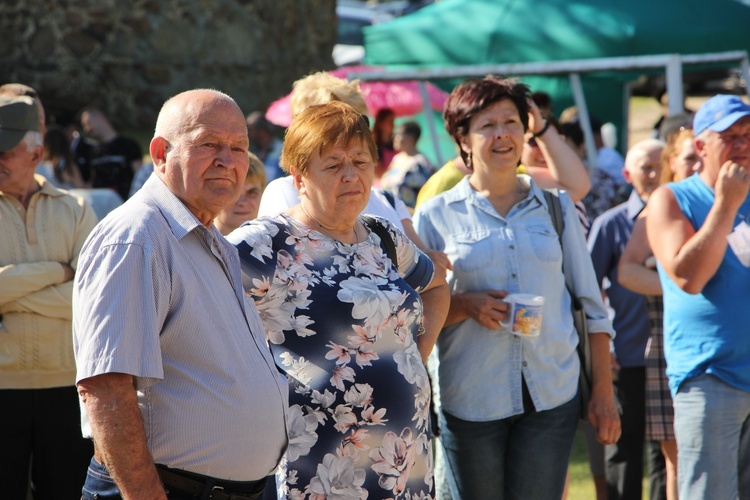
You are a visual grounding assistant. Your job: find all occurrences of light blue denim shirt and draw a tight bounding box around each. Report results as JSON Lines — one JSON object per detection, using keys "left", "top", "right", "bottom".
{"left": 414, "top": 175, "right": 614, "bottom": 421}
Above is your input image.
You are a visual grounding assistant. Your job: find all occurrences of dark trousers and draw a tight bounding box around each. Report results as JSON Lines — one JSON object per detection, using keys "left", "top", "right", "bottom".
{"left": 606, "top": 366, "right": 646, "bottom": 500}
{"left": 0, "top": 386, "right": 93, "bottom": 500}
{"left": 648, "top": 439, "right": 667, "bottom": 500}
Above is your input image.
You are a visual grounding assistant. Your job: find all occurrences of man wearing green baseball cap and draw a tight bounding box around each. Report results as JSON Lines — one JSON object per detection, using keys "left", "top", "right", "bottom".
{"left": 0, "top": 94, "right": 98, "bottom": 498}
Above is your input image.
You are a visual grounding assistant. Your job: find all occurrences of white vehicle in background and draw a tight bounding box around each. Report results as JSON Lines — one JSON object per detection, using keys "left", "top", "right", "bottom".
{"left": 333, "top": 2, "right": 393, "bottom": 67}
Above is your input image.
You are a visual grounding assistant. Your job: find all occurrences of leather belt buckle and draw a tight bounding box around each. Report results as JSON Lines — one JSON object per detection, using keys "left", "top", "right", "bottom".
{"left": 209, "top": 485, "right": 225, "bottom": 499}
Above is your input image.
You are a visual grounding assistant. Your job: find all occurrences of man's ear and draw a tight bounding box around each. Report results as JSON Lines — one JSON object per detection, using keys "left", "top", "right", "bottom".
{"left": 150, "top": 137, "right": 168, "bottom": 174}
{"left": 30, "top": 145, "right": 43, "bottom": 166}
{"left": 622, "top": 166, "right": 632, "bottom": 185}
{"left": 694, "top": 136, "right": 708, "bottom": 160}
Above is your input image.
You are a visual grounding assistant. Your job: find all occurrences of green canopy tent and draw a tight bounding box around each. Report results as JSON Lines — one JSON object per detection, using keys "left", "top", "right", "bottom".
{"left": 361, "top": 0, "right": 750, "bottom": 160}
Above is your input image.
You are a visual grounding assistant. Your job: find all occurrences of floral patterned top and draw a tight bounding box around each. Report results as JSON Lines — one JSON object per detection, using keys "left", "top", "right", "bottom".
{"left": 229, "top": 214, "right": 436, "bottom": 500}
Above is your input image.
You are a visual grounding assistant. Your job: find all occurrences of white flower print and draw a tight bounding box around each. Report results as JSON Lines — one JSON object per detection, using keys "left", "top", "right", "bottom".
{"left": 332, "top": 254, "right": 350, "bottom": 274}
{"left": 412, "top": 390, "right": 431, "bottom": 431}
{"left": 286, "top": 405, "right": 320, "bottom": 462}
{"left": 287, "top": 489, "right": 305, "bottom": 500}
{"left": 330, "top": 365, "right": 356, "bottom": 391}
{"left": 257, "top": 287, "right": 296, "bottom": 344}
{"left": 388, "top": 307, "right": 415, "bottom": 344}
{"left": 241, "top": 221, "right": 278, "bottom": 262}
{"left": 341, "top": 428, "right": 371, "bottom": 456}
{"left": 238, "top": 217, "right": 435, "bottom": 499}
{"left": 361, "top": 405, "right": 388, "bottom": 426}
{"left": 279, "top": 352, "right": 313, "bottom": 386}
{"left": 348, "top": 324, "right": 382, "bottom": 348}
{"left": 369, "top": 428, "right": 418, "bottom": 496}
{"left": 351, "top": 244, "right": 389, "bottom": 278}
{"left": 248, "top": 275, "right": 270, "bottom": 297}
{"left": 338, "top": 275, "right": 405, "bottom": 325}
{"left": 393, "top": 334, "right": 425, "bottom": 385}
{"left": 292, "top": 314, "right": 316, "bottom": 338}
{"left": 311, "top": 389, "right": 336, "bottom": 409}
{"left": 332, "top": 404, "right": 358, "bottom": 433}
{"left": 308, "top": 453, "right": 367, "bottom": 500}
{"left": 344, "top": 383, "right": 374, "bottom": 408}
{"left": 326, "top": 341, "right": 352, "bottom": 366}
{"left": 354, "top": 345, "right": 379, "bottom": 368}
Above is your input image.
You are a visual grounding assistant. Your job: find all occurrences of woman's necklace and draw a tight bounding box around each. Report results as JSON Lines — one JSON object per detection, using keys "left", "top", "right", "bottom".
{"left": 299, "top": 203, "right": 361, "bottom": 252}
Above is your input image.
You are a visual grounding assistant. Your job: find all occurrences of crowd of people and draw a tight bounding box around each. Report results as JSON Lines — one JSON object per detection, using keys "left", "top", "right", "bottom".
{"left": 0, "top": 71, "right": 748, "bottom": 500}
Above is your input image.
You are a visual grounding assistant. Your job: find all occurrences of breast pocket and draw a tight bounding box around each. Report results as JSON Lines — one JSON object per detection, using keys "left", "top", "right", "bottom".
{"left": 452, "top": 229, "right": 494, "bottom": 271}
{"left": 526, "top": 224, "right": 562, "bottom": 262}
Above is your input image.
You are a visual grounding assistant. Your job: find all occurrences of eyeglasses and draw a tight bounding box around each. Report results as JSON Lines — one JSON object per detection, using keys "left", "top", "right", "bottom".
{"left": 719, "top": 133, "right": 750, "bottom": 146}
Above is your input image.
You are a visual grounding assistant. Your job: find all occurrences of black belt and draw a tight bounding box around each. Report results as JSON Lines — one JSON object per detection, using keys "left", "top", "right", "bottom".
{"left": 156, "top": 464, "right": 267, "bottom": 500}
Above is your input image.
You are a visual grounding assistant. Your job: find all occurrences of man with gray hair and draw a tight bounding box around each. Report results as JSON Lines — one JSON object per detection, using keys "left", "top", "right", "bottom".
{"left": 588, "top": 139, "right": 665, "bottom": 500}
{"left": 647, "top": 94, "right": 750, "bottom": 499}
{"left": 0, "top": 94, "right": 98, "bottom": 498}
{"left": 74, "top": 89, "right": 288, "bottom": 499}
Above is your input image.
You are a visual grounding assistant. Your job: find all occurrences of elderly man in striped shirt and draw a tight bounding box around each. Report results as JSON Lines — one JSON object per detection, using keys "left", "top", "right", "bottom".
{"left": 73, "top": 89, "right": 288, "bottom": 500}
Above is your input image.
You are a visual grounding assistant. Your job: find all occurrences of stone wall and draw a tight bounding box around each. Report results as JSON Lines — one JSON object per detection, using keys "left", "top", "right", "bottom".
{"left": 0, "top": 0, "right": 337, "bottom": 131}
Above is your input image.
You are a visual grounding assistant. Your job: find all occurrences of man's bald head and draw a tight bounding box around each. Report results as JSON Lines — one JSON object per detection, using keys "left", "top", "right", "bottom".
{"left": 623, "top": 138, "right": 665, "bottom": 198}
{"left": 149, "top": 89, "right": 250, "bottom": 226}
{"left": 625, "top": 138, "right": 665, "bottom": 173}
{"left": 154, "top": 89, "right": 244, "bottom": 142}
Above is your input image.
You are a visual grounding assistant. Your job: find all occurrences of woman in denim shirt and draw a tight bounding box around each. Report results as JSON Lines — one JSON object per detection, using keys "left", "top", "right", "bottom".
{"left": 414, "top": 76, "right": 621, "bottom": 499}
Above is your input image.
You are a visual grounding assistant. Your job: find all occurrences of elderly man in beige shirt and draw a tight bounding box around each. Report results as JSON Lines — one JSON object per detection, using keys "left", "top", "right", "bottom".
{"left": 0, "top": 94, "right": 98, "bottom": 498}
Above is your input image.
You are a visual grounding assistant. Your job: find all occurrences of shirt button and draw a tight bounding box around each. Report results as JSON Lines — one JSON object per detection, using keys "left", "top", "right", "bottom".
{"left": 511, "top": 274, "right": 517, "bottom": 279}
{"left": 522, "top": 361, "right": 528, "bottom": 367}
{"left": 509, "top": 245, "right": 515, "bottom": 250}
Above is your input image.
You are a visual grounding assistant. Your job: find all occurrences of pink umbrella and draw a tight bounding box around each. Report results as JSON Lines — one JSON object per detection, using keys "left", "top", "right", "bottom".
{"left": 265, "top": 65, "right": 449, "bottom": 127}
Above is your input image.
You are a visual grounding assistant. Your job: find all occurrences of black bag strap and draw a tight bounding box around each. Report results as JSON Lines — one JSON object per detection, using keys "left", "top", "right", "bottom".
{"left": 542, "top": 189, "right": 572, "bottom": 295}
{"left": 542, "top": 190, "right": 591, "bottom": 365}
{"left": 361, "top": 215, "right": 398, "bottom": 270}
{"left": 380, "top": 189, "right": 397, "bottom": 210}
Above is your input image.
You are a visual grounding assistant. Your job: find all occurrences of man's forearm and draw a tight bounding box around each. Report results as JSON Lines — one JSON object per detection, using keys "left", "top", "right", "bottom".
{"left": 0, "top": 261, "right": 67, "bottom": 305}
{"left": 0, "top": 282, "right": 73, "bottom": 319}
{"left": 668, "top": 200, "right": 737, "bottom": 293}
{"left": 78, "top": 373, "right": 166, "bottom": 499}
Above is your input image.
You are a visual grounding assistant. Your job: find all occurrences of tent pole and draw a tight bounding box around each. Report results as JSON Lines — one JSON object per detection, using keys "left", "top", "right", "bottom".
{"left": 418, "top": 81, "right": 444, "bottom": 167}
{"left": 741, "top": 55, "right": 750, "bottom": 101}
{"left": 666, "top": 55, "right": 684, "bottom": 117}
{"left": 570, "top": 73, "right": 596, "bottom": 172}
{"left": 623, "top": 82, "right": 631, "bottom": 150}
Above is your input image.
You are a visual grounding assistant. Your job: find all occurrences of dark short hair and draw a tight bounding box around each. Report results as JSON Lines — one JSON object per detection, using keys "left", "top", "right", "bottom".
{"left": 396, "top": 121, "right": 421, "bottom": 142}
{"left": 532, "top": 91, "right": 552, "bottom": 109}
{"left": 444, "top": 76, "right": 531, "bottom": 165}
{"left": 246, "top": 111, "right": 273, "bottom": 132}
{"left": 559, "top": 122, "right": 583, "bottom": 148}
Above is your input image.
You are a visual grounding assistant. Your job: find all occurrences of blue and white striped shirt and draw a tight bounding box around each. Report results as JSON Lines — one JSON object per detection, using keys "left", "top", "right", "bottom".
{"left": 73, "top": 174, "right": 288, "bottom": 480}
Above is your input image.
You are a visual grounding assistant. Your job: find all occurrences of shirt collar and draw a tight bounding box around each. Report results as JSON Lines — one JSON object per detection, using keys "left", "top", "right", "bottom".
{"left": 0, "top": 174, "right": 66, "bottom": 200}
{"left": 34, "top": 174, "right": 67, "bottom": 198}
{"left": 141, "top": 174, "right": 205, "bottom": 241}
{"left": 626, "top": 189, "right": 647, "bottom": 220}
{"left": 448, "top": 173, "right": 545, "bottom": 203}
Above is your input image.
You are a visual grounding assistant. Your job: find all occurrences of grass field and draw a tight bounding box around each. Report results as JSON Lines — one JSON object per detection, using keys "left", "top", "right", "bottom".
{"left": 566, "top": 425, "right": 649, "bottom": 500}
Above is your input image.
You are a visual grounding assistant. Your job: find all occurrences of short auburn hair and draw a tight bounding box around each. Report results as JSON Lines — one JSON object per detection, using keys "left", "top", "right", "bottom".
{"left": 280, "top": 101, "right": 377, "bottom": 176}
{"left": 444, "top": 76, "right": 531, "bottom": 165}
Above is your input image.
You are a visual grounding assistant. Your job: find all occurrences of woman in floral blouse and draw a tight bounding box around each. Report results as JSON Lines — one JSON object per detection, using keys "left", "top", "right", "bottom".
{"left": 228, "top": 101, "right": 449, "bottom": 500}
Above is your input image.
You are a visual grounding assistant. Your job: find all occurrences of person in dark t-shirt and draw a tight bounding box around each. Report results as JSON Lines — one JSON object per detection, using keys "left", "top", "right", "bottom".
{"left": 75, "top": 107, "right": 142, "bottom": 200}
